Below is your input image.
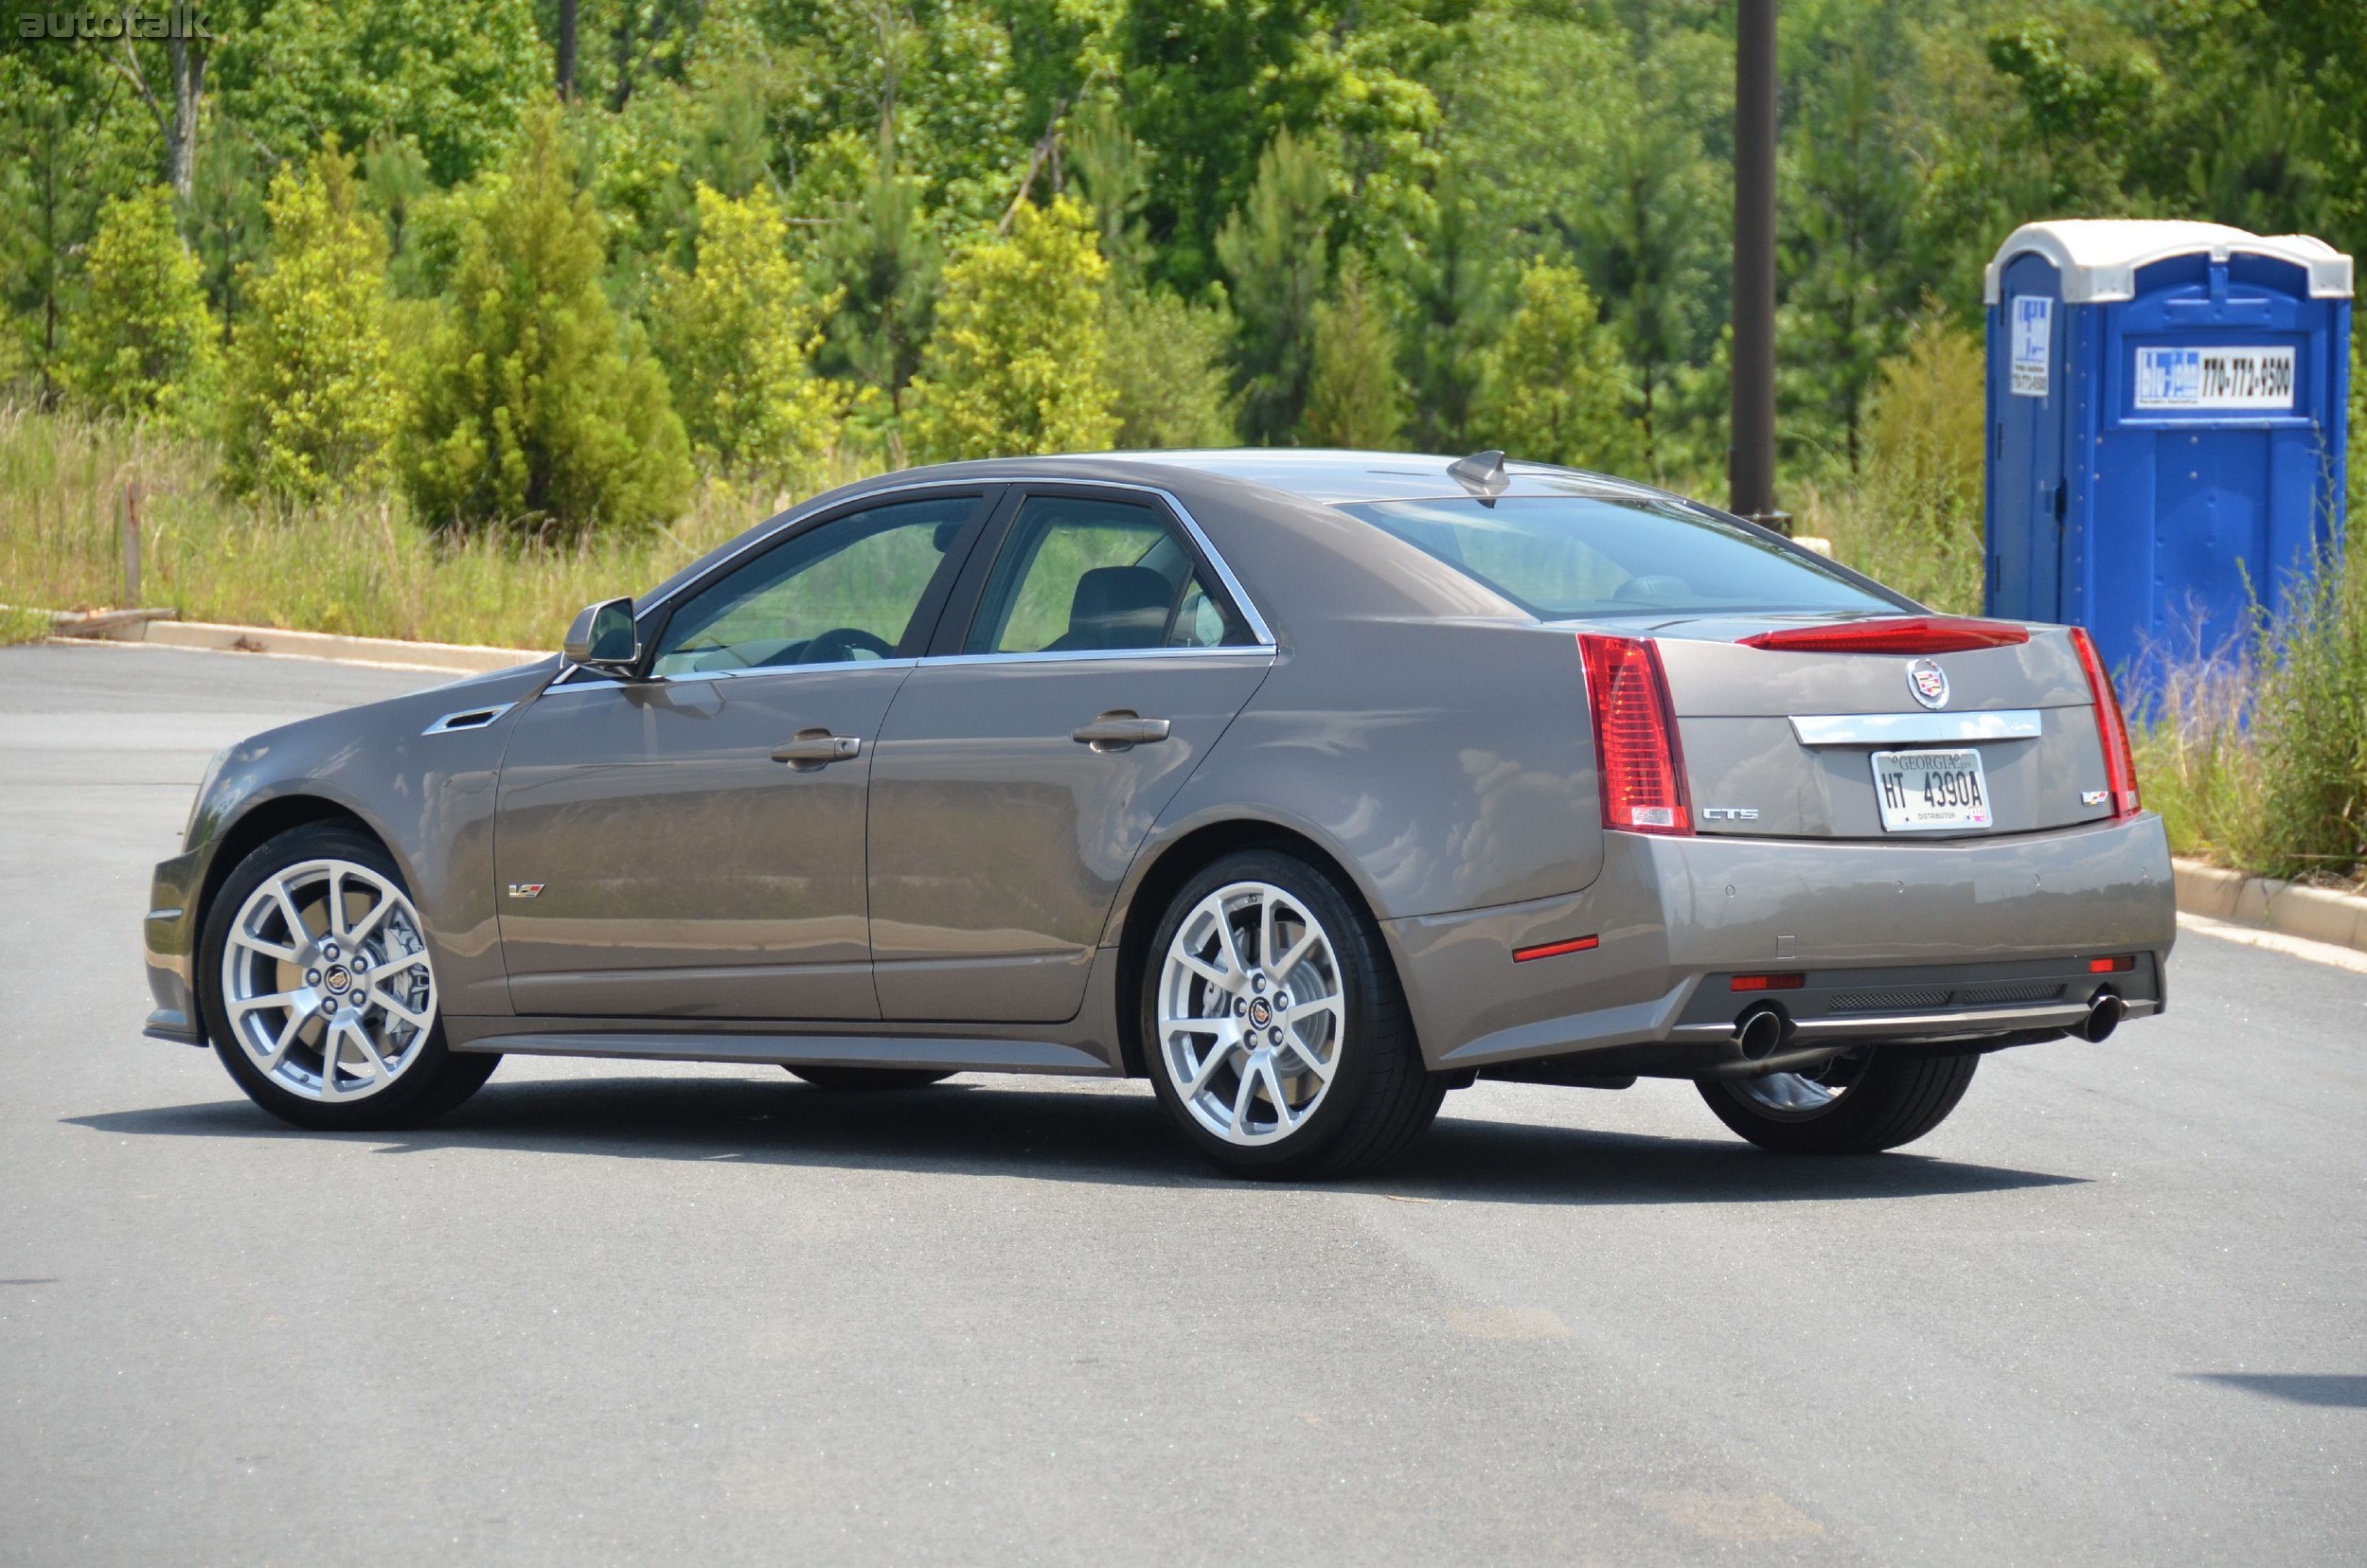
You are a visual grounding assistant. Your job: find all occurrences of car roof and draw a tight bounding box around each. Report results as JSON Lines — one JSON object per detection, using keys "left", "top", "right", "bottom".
{"left": 1049, "top": 448, "right": 1683, "bottom": 508}
{"left": 634, "top": 450, "right": 1719, "bottom": 626}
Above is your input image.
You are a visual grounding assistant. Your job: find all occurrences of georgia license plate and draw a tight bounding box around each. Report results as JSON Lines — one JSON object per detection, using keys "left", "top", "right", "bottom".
{"left": 1872, "top": 748, "right": 1991, "bottom": 831}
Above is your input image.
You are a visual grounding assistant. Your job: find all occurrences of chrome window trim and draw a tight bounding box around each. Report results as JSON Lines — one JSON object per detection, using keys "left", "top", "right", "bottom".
{"left": 917, "top": 646, "right": 1276, "bottom": 670}
{"left": 630, "top": 474, "right": 1278, "bottom": 650}
{"left": 422, "top": 702, "right": 517, "bottom": 735}
{"left": 1789, "top": 709, "right": 2044, "bottom": 746}
{"left": 546, "top": 657, "right": 922, "bottom": 693}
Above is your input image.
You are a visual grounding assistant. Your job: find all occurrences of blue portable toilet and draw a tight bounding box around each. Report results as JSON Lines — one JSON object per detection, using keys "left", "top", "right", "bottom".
{"left": 1984, "top": 220, "right": 2352, "bottom": 685}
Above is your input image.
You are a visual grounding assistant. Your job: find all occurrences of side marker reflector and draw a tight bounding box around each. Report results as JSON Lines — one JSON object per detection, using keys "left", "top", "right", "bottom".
{"left": 2088, "top": 955, "right": 2135, "bottom": 973}
{"left": 1730, "top": 972, "right": 1806, "bottom": 991}
{"left": 1514, "top": 935, "right": 1600, "bottom": 963}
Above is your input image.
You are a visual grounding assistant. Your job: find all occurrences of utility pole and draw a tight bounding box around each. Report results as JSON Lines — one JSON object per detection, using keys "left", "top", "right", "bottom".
{"left": 1731, "top": 0, "right": 1787, "bottom": 531}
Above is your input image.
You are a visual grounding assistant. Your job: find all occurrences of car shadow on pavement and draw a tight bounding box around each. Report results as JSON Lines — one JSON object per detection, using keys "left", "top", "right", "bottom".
{"left": 2186, "top": 1374, "right": 2367, "bottom": 1408}
{"left": 68, "top": 1073, "right": 2085, "bottom": 1207}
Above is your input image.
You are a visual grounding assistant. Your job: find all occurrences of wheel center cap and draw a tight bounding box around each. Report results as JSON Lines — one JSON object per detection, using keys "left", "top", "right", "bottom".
{"left": 1249, "top": 997, "right": 1272, "bottom": 1028}
{"left": 323, "top": 965, "right": 352, "bottom": 993}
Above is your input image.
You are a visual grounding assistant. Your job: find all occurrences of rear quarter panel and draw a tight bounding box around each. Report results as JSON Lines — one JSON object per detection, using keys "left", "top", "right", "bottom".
{"left": 1140, "top": 616, "right": 1604, "bottom": 924}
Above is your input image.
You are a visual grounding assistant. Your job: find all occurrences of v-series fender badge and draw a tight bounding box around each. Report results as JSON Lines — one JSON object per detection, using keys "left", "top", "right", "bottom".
{"left": 507, "top": 883, "right": 545, "bottom": 899}
{"left": 1700, "top": 807, "right": 1760, "bottom": 821}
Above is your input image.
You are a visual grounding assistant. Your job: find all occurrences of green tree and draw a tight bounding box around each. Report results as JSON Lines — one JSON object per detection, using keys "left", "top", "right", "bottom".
{"left": 0, "top": 46, "right": 138, "bottom": 403}
{"left": 906, "top": 194, "right": 1119, "bottom": 462}
{"left": 404, "top": 109, "right": 692, "bottom": 536}
{"left": 211, "top": 0, "right": 549, "bottom": 187}
{"left": 1477, "top": 261, "right": 1642, "bottom": 475}
{"left": 1397, "top": 172, "right": 1495, "bottom": 454}
{"left": 61, "top": 186, "right": 219, "bottom": 427}
{"left": 1215, "top": 128, "right": 1331, "bottom": 445}
{"left": 1779, "top": 1, "right": 1921, "bottom": 475}
{"left": 1302, "top": 251, "right": 1405, "bottom": 449}
{"left": 652, "top": 184, "right": 847, "bottom": 479}
{"left": 222, "top": 149, "right": 404, "bottom": 502}
{"left": 814, "top": 134, "right": 941, "bottom": 434}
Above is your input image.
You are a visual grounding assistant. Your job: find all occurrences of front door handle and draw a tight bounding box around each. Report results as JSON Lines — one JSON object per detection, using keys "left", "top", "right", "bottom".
{"left": 1072, "top": 711, "right": 1171, "bottom": 753}
{"left": 772, "top": 728, "right": 863, "bottom": 769}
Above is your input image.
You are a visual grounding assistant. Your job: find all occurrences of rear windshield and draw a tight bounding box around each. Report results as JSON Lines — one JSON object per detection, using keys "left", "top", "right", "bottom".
{"left": 1338, "top": 495, "right": 1899, "bottom": 618}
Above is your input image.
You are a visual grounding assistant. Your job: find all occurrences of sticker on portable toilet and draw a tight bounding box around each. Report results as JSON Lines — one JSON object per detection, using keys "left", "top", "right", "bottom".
{"left": 2009, "top": 296, "right": 2052, "bottom": 397}
{"left": 2133, "top": 345, "right": 2297, "bottom": 411}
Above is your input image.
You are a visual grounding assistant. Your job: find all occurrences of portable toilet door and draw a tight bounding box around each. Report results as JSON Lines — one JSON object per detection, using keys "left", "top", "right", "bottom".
{"left": 1984, "top": 220, "right": 2353, "bottom": 685}
{"left": 1986, "top": 255, "right": 2073, "bottom": 625}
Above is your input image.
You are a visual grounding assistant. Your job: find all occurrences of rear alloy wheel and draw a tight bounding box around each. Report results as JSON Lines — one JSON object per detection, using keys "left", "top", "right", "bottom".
{"left": 201, "top": 822, "right": 497, "bottom": 1131}
{"left": 785, "top": 1066, "right": 954, "bottom": 1091}
{"left": 1697, "top": 1048, "right": 1979, "bottom": 1154}
{"left": 1144, "top": 850, "right": 1443, "bottom": 1180}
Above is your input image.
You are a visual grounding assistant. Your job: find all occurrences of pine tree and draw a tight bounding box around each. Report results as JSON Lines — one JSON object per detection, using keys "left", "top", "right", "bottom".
{"left": 403, "top": 108, "right": 692, "bottom": 537}
{"left": 652, "top": 184, "right": 845, "bottom": 481}
{"left": 1478, "top": 262, "right": 1644, "bottom": 475}
{"left": 1214, "top": 130, "right": 1330, "bottom": 445}
{"left": 905, "top": 195, "right": 1119, "bottom": 462}
{"left": 62, "top": 186, "right": 219, "bottom": 428}
{"left": 222, "top": 148, "right": 402, "bottom": 500}
{"left": 1302, "top": 252, "right": 1406, "bottom": 450}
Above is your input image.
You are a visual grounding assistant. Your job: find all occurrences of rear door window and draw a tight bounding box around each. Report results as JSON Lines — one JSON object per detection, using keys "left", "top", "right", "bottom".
{"left": 963, "top": 493, "right": 1253, "bottom": 654}
{"left": 1338, "top": 495, "right": 1902, "bottom": 617}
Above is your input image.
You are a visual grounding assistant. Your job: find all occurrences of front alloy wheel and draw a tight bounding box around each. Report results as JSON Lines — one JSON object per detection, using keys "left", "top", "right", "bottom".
{"left": 220, "top": 857, "right": 436, "bottom": 1103}
{"left": 201, "top": 822, "right": 498, "bottom": 1131}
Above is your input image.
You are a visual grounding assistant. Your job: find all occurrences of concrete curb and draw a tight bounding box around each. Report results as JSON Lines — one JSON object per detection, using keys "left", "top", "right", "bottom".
{"left": 2174, "top": 857, "right": 2367, "bottom": 957}
{"left": 48, "top": 613, "right": 541, "bottom": 675}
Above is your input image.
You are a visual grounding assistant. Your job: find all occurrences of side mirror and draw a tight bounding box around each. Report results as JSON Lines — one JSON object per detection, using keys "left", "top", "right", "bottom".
{"left": 562, "top": 597, "right": 639, "bottom": 671}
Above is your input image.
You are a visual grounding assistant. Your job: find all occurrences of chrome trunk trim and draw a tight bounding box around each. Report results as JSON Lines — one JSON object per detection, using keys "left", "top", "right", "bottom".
{"left": 1789, "top": 708, "right": 2044, "bottom": 746}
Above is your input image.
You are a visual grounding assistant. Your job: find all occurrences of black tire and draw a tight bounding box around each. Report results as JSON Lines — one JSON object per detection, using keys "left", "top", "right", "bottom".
{"left": 784, "top": 1066, "right": 955, "bottom": 1091}
{"left": 1141, "top": 848, "right": 1445, "bottom": 1181}
{"left": 199, "top": 821, "right": 498, "bottom": 1131}
{"left": 1696, "top": 1048, "right": 1979, "bottom": 1154}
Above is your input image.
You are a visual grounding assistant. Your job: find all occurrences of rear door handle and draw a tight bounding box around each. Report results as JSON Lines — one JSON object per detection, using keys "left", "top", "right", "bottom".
{"left": 772, "top": 728, "right": 863, "bottom": 768}
{"left": 1072, "top": 712, "right": 1171, "bottom": 752}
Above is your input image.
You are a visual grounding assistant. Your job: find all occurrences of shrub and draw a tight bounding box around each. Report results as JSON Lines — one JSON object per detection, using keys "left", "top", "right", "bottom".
{"left": 222, "top": 149, "right": 403, "bottom": 500}
{"left": 905, "top": 196, "right": 1118, "bottom": 462}
{"left": 1103, "top": 284, "right": 1236, "bottom": 449}
{"left": 403, "top": 108, "right": 692, "bottom": 537}
{"left": 652, "top": 184, "right": 845, "bottom": 482}
{"left": 62, "top": 187, "right": 220, "bottom": 430}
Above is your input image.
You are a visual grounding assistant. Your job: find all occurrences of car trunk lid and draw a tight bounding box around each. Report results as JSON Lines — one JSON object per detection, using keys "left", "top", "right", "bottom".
{"left": 1636, "top": 615, "right": 2120, "bottom": 841}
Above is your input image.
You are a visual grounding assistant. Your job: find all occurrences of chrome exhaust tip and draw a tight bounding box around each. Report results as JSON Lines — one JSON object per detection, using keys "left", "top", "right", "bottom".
{"left": 1734, "top": 1006, "right": 1788, "bottom": 1062}
{"left": 2075, "top": 989, "right": 2125, "bottom": 1043}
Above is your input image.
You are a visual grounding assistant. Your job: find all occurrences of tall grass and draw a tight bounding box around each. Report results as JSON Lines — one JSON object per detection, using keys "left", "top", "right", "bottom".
{"left": 0, "top": 403, "right": 879, "bottom": 649}
{"left": 2135, "top": 543, "right": 2367, "bottom": 885}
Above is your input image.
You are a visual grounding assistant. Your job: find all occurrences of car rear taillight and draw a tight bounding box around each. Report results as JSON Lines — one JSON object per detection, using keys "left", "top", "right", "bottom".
{"left": 1737, "top": 616, "right": 2031, "bottom": 654}
{"left": 2067, "top": 626, "right": 2142, "bottom": 818}
{"left": 1577, "top": 633, "right": 1691, "bottom": 835}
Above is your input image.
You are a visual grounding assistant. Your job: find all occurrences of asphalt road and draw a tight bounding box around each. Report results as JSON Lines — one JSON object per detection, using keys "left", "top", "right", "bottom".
{"left": 5, "top": 640, "right": 2363, "bottom": 1565}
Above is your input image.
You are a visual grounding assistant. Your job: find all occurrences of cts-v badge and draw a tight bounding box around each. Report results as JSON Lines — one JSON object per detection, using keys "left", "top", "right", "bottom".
{"left": 1700, "top": 807, "right": 1760, "bottom": 821}
{"left": 1907, "top": 658, "right": 1950, "bottom": 709}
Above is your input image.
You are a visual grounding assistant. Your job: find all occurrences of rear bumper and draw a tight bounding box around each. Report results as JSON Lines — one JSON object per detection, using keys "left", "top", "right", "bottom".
{"left": 1385, "top": 813, "right": 2175, "bottom": 1071}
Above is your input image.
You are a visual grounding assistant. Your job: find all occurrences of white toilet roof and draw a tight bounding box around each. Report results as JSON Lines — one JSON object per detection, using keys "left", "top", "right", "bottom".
{"left": 1984, "top": 220, "right": 2353, "bottom": 304}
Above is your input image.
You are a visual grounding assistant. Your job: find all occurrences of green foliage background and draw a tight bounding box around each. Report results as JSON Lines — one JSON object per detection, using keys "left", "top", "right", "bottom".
{"left": 1, "top": 0, "right": 2362, "bottom": 874}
